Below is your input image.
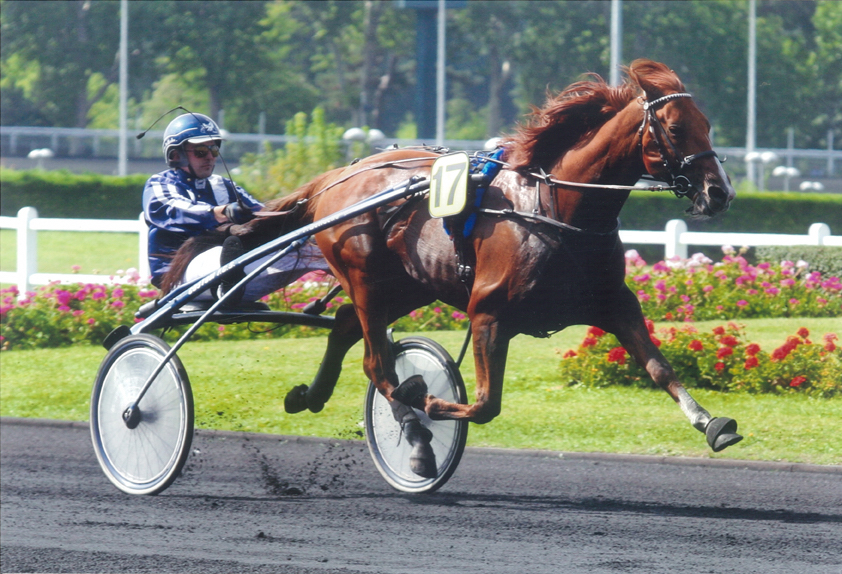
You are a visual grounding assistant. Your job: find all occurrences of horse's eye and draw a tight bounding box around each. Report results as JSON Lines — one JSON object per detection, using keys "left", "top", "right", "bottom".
{"left": 668, "top": 125, "right": 684, "bottom": 138}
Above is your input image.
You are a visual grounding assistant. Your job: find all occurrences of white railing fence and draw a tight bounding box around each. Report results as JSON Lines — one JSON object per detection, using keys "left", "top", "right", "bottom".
{"left": 0, "top": 207, "right": 149, "bottom": 295}
{"left": 1, "top": 207, "right": 840, "bottom": 296}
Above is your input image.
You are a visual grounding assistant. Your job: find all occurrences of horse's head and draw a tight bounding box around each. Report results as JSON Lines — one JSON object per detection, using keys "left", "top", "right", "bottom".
{"left": 630, "top": 59, "right": 735, "bottom": 218}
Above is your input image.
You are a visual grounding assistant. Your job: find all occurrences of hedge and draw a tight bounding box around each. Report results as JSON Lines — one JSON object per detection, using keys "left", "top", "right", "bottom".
{"left": 2, "top": 168, "right": 841, "bottom": 235}
{"left": 0, "top": 169, "right": 147, "bottom": 220}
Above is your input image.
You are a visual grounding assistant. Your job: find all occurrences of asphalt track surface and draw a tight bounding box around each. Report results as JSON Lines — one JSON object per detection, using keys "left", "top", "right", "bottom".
{"left": 2, "top": 418, "right": 840, "bottom": 574}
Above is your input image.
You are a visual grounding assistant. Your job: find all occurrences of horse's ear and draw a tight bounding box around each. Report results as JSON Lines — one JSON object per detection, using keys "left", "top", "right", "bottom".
{"left": 627, "top": 59, "right": 680, "bottom": 99}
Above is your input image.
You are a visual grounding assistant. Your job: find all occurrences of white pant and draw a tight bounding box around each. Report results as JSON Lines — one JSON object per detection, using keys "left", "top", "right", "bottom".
{"left": 184, "top": 240, "right": 331, "bottom": 302}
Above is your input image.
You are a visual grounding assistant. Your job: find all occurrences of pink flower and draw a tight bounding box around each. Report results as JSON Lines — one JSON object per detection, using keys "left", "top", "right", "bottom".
{"left": 736, "top": 300, "right": 748, "bottom": 307}
{"left": 789, "top": 298, "right": 799, "bottom": 305}
{"left": 433, "top": 307, "right": 442, "bottom": 314}
{"left": 765, "top": 287, "right": 780, "bottom": 296}
{"left": 703, "top": 285, "right": 714, "bottom": 293}
{"left": 111, "top": 300, "right": 125, "bottom": 309}
{"left": 113, "top": 288, "right": 124, "bottom": 299}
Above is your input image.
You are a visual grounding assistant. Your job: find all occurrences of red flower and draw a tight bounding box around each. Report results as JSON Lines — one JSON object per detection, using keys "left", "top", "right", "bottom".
{"left": 587, "top": 326, "right": 606, "bottom": 338}
{"left": 688, "top": 339, "right": 704, "bottom": 352}
{"left": 790, "top": 375, "right": 807, "bottom": 388}
{"left": 797, "top": 327, "right": 810, "bottom": 339}
{"left": 713, "top": 326, "right": 726, "bottom": 336}
{"left": 825, "top": 341, "right": 837, "bottom": 353}
{"left": 716, "top": 346, "right": 733, "bottom": 359}
{"left": 665, "top": 312, "right": 674, "bottom": 321}
{"left": 644, "top": 319, "right": 656, "bottom": 334}
{"left": 745, "top": 343, "right": 761, "bottom": 356}
{"left": 650, "top": 334, "right": 662, "bottom": 347}
{"left": 720, "top": 335, "right": 739, "bottom": 347}
{"left": 744, "top": 356, "right": 759, "bottom": 370}
{"left": 606, "top": 347, "right": 627, "bottom": 365}
{"left": 714, "top": 362, "right": 726, "bottom": 372}
{"left": 563, "top": 350, "right": 577, "bottom": 359}
{"left": 581, "top": 336, "right": 598, "bottom": 348}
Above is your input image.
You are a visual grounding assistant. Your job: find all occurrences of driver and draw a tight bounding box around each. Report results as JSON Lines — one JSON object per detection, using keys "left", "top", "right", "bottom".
{"left": 142, "top": 112, "right": 329, "bottom": 302}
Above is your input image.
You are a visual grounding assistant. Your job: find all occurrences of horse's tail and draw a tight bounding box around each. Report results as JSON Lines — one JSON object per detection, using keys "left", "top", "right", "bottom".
{"left": 229, "top": 168, "right": 339, "bottom": 246}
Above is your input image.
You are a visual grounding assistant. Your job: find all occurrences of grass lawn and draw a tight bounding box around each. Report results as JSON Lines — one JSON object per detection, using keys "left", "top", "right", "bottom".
{"left": 2, "top": 318, "right": 840, "bottom": 465}
{"left": 0, "top": 229, "right": 140, "bottom": 280}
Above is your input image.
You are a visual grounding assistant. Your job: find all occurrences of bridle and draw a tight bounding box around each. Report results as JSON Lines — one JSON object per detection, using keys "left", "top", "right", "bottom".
{"left": 529, "top": 91, "right": 722, "bottom": 199}
{"left": 636, "top": 92, "right": 722, "bottom": 198}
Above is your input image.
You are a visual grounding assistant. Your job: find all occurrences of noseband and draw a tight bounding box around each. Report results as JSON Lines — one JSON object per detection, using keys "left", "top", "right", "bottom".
{"left": 638, "top": 92, "right": 722, "bottom": 198}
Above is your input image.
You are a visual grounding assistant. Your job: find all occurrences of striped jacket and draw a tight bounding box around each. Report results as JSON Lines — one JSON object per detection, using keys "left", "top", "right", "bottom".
{"left": 142, "top": 168, "right": 262, "bottom": 286}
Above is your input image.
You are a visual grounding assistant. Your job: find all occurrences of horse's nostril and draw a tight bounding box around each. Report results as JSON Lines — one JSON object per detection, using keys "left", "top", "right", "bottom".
{"left": 707, "top": 185, "right": 729, "bottom": 210}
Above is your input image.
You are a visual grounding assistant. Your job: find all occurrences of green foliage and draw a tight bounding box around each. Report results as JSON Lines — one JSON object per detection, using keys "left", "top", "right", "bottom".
{"left": 236, "top": 108, "right": 345, "bottom": 200}
{"left": 0, "top": 169, "right": 147, "bottom": 219}
{"left": 755, "top": 246, "right": 842, "bottom": 279}
{"left": 623, "top": 190, "right": 842, "bottom": 234}
{"left": 559, "top": 322, "right": 841, "bottom": 397}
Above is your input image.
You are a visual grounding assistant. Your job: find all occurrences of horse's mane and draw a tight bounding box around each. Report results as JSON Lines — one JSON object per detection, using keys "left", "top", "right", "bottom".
{"left": 506, "top": 59, "right": 685, "bottom": 172}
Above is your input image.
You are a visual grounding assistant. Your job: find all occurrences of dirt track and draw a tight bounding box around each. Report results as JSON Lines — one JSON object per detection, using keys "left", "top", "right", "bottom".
{"left": 2, "top": 418, "right": 840, "bottom": 574}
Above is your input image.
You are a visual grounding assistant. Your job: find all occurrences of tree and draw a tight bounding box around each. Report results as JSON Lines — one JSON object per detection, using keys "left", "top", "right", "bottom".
{"left": 1, "top": 0, "right": 121, "bottom": 128}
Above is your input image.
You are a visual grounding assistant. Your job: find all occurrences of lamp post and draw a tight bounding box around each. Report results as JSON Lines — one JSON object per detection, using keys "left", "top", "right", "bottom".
{"left": 772, "top": 166, "right": 800, "bottom": 192}
{"left": 745, "top": 151, "right": 778, "bottom": 191}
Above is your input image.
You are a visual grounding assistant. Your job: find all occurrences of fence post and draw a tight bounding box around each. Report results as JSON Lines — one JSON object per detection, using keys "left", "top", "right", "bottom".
{"left": 808, "top": 223, "right": 830, "bottom": 246}
{"left": 16, "top": 207, "right": 38, "bottom": 296}
{"left": 664, "top": 219, "right": 688, "bottom": 260}
{"left": 137, "top": 213, "right": 150, "bottom": 281}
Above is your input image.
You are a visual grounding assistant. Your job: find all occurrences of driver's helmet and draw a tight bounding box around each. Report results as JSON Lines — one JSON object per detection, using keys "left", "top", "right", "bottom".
{"left": 162, "top": 113, "right": 222, "bottom": 167}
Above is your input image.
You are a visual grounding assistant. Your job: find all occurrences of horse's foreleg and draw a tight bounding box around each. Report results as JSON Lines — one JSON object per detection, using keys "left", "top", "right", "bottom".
{"left": 606, "top": 291, "right": 743, "bottom": 452}
{"left": 420, "top": 313, "right": 510, "bottom": 424}
{"left": 284, "top": 304, "right": 361, "bottom": 414}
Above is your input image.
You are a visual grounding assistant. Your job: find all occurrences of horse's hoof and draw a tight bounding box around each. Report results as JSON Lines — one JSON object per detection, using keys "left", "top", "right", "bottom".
{"left": 392, "top": 375, "right": 428, "bottom": 410}
{"left": 305, "top": 391, "right": 326, "bottom": 414}
{"left": 284, "top": 385, "right": 309, "bottom": 414}
{"left": 410, "top": 443, "right": 438, "bottom": 479}
{"left": 706, "top": 417, "right": 743, "bottom": 452}
{"left": 402, "top": 418, "right": 437, "bottom": 478}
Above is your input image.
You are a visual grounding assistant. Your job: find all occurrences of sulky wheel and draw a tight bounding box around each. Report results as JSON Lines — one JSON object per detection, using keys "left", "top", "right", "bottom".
{"left": 90, "top": 334, "right": 193, "bottom": 495}
{"left": 364, "top": 336, "right": 468, "bottom": 493}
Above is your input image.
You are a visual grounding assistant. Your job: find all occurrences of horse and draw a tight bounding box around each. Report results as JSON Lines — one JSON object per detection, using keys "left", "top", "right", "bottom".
{"left": 164, "top": 59, "right": 741, "bottom": 478}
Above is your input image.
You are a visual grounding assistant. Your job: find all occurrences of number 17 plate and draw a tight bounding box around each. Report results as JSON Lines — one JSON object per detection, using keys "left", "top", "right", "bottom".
{"left": 428, "top": 152, "right": 470, "bottom": 218}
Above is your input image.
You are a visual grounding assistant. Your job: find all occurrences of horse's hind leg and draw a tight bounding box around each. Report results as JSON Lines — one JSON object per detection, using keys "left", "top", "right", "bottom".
{"left": 605, "top": 289, "right": 743, "bottom": 452}
{"left": 285, "top": 304, "right": 361, "bottom": 414}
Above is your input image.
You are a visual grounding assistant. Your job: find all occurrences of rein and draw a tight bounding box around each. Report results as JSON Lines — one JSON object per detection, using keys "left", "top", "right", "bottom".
{"left": 254, "top": 156, "right": 436, "bottom": 218}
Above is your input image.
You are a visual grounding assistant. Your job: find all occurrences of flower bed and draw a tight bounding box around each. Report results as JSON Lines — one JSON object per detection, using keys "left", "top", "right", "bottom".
{"left": 624, "top": 247, "right": 841, "bottom": 321}
{"left": 559, "top": 321, "right": 841, "bottom": 397}
{"left": 1, "top": 270, "right": 470, "bottom": 351}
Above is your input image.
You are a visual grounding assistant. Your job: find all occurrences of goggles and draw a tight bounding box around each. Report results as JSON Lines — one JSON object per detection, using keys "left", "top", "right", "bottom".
{"left": 186, "top": 144, "right": 220, "bottom": 159}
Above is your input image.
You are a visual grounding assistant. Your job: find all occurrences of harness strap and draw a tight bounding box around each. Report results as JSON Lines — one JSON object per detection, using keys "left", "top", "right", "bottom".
{"left": 477, "top": 207, "right": 620, "bottom": 236}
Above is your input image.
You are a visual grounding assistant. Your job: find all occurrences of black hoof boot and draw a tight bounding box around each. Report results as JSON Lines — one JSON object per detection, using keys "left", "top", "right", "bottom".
{"left": 402, "top": 418, "right": 437, "bottom": 478}
{"left": 284, "top": 385, "right": 309, "bottom": 414}
{"left": 706, "top": 417, "right": 743, "bottom": 452}
{"left": 392, "top": 375, "right": 428, "bottom": 410}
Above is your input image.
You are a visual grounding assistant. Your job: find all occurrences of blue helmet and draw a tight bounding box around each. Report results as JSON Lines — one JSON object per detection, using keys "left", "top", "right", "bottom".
{"left": 162, "top": 113, "right": 222, "bottom": 167}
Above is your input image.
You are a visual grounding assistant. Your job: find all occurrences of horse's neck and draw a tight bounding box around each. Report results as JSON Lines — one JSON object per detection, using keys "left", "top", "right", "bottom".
{"left": 550, "top": 102, "right": 645, "bottom": 226}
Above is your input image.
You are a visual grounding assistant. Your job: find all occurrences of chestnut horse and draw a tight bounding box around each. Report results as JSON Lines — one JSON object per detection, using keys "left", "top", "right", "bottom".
{"left": 165, "top": 59, "right": 741, "bottom": 477}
